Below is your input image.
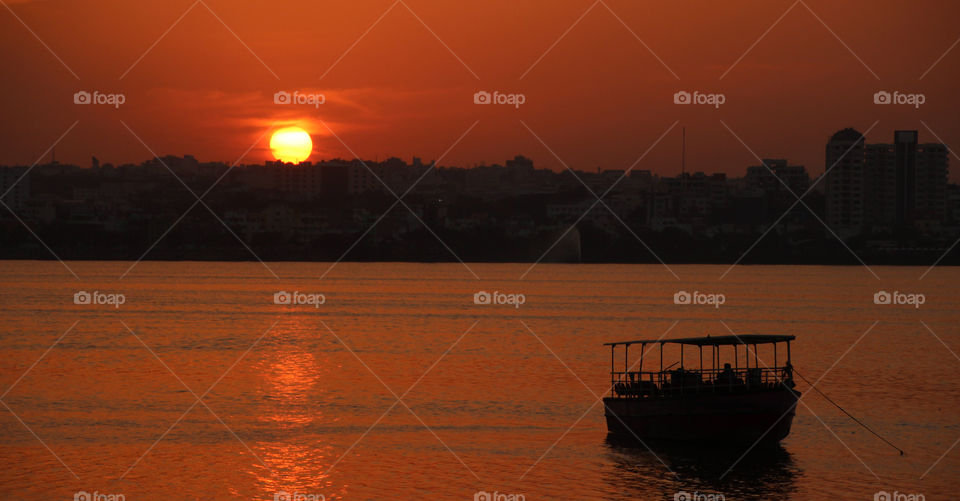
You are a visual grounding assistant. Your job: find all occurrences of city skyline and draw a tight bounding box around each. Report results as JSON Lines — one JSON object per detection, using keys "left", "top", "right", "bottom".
{"left": 1, "top": 126, "right": 953, "bottom": 265}
{"left": 4, "top": 124, "right": 955, "bottom": 181}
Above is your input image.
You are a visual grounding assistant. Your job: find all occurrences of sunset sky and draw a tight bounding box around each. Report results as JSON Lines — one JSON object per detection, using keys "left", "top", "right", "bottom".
{"left": 0, "top": 0, "right": 957, "bottom": 177}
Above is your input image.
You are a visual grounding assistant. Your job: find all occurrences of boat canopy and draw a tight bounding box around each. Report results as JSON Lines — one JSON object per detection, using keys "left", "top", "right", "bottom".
{"left": 604, "top": 334, "right": 795, "bottom": 347}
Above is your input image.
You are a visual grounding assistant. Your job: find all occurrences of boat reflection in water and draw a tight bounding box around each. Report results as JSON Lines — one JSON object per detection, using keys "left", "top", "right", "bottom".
{"left": 603, "top": 436, "right": 800, "bottom": 500}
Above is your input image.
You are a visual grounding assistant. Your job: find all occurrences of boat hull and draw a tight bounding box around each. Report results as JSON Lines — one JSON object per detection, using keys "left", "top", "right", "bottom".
{"left": 603, "top": 388, "right": 800, "bottom": 443}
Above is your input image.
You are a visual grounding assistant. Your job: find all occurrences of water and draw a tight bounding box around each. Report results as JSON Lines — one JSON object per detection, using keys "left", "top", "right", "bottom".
{"left": 0, "top": 261, "right": 957, "bottom": 500}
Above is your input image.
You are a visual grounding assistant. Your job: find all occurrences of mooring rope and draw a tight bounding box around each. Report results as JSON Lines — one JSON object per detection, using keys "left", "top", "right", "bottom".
{"left": 794, "top": 367, "right": 905, "bottom": 456}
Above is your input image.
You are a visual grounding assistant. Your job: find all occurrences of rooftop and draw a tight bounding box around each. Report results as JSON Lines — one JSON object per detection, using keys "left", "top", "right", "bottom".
{"left": 604, "top": 334, "right": 796, "bottom": 347}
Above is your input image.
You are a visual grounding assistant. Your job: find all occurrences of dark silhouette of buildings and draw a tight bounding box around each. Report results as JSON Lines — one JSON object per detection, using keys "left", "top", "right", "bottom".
{"left": 0, "top": 127, "right": 954, "bottom": 264}
{"left": 0, "top": 166, "right": 30, "bottom": 211}
{"left": 825, "top": 129, "right": 948, "bottom": 238}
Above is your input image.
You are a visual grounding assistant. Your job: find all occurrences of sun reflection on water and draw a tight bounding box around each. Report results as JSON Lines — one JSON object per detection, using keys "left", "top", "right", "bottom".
{"left": 248, "top": 321, "right": 347, "bottom": 500}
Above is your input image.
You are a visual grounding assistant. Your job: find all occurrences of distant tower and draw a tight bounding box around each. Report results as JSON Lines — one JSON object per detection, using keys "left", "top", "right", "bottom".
{"left": 92, "top": 156, "right": 100, "bottom": 169}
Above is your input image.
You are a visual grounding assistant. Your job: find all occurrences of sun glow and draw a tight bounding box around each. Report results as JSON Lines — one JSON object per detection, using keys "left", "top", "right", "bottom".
{"left": 270, "top": 127, "right": 313, "bottom": 164}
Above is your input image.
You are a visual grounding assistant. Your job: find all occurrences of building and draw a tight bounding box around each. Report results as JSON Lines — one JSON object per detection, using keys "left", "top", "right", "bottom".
{"left": 347, "top": 160, "right": 384, "bottom": 195}
{"left": 275, "top": 162, "right": 323, "bottom": 201}
{"left": 235, "top": 162, "right": 323, "bottom": 201}
{"left": 745, "top": 159, "right": 809, "bottom": 196}
{"left": 0, "top": 166, "right": 30, "bottom": 210}
{"left": 824, "top": 128, "right": 866, "bottom": 236}
{"left": 912, "top": 138, "right": 949, "bottom": 225}
{"left": 862, "top": 142, "right": 896, "bottom": 229}
{"left": 826, "top": 128, "right": 949, "bottom": 236}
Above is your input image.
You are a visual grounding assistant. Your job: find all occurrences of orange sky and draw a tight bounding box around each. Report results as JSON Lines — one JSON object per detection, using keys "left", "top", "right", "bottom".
{"left": 0, "top": 0, "right": 957, "bottom": 177}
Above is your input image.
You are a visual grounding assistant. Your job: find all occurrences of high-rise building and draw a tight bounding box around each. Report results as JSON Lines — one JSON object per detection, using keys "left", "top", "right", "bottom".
{"left": 863, "top": 142, "right": 896, "bottom": 228}
{"left": 824, "top": 128, "right": 865, "bottom": 235}
{"left": 826, "top": 128, "right": 948, "bottom": 235}
{"left": 913, "top": 140, "right": 948, "bottom": 224}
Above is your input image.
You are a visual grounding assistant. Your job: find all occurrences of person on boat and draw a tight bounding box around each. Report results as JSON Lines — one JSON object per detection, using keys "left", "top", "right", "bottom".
{"left": 781, "top": 361, "right": 795, "bottom": 388}
{"left": 717, "top": 363, "right": 735, "bottom": 384}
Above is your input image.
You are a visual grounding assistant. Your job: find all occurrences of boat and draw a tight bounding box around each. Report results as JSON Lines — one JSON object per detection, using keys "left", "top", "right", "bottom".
{"left": 602, "top": 334, "right": 800, "bottom": 444}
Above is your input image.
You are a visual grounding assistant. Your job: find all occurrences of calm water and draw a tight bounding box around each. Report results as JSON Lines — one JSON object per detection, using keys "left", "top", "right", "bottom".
{"left": 0, "top": 261, "right": 957, "bottom": 500}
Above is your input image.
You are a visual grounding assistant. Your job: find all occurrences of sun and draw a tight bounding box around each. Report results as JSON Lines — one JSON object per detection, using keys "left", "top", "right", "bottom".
{"left": 270, "top": 127, "right": 313, "bottom": 164}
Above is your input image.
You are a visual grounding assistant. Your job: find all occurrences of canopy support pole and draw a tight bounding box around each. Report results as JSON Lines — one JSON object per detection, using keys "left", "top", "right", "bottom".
{"left": 610, "top": 344, "right": 615, "bottom": 394}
